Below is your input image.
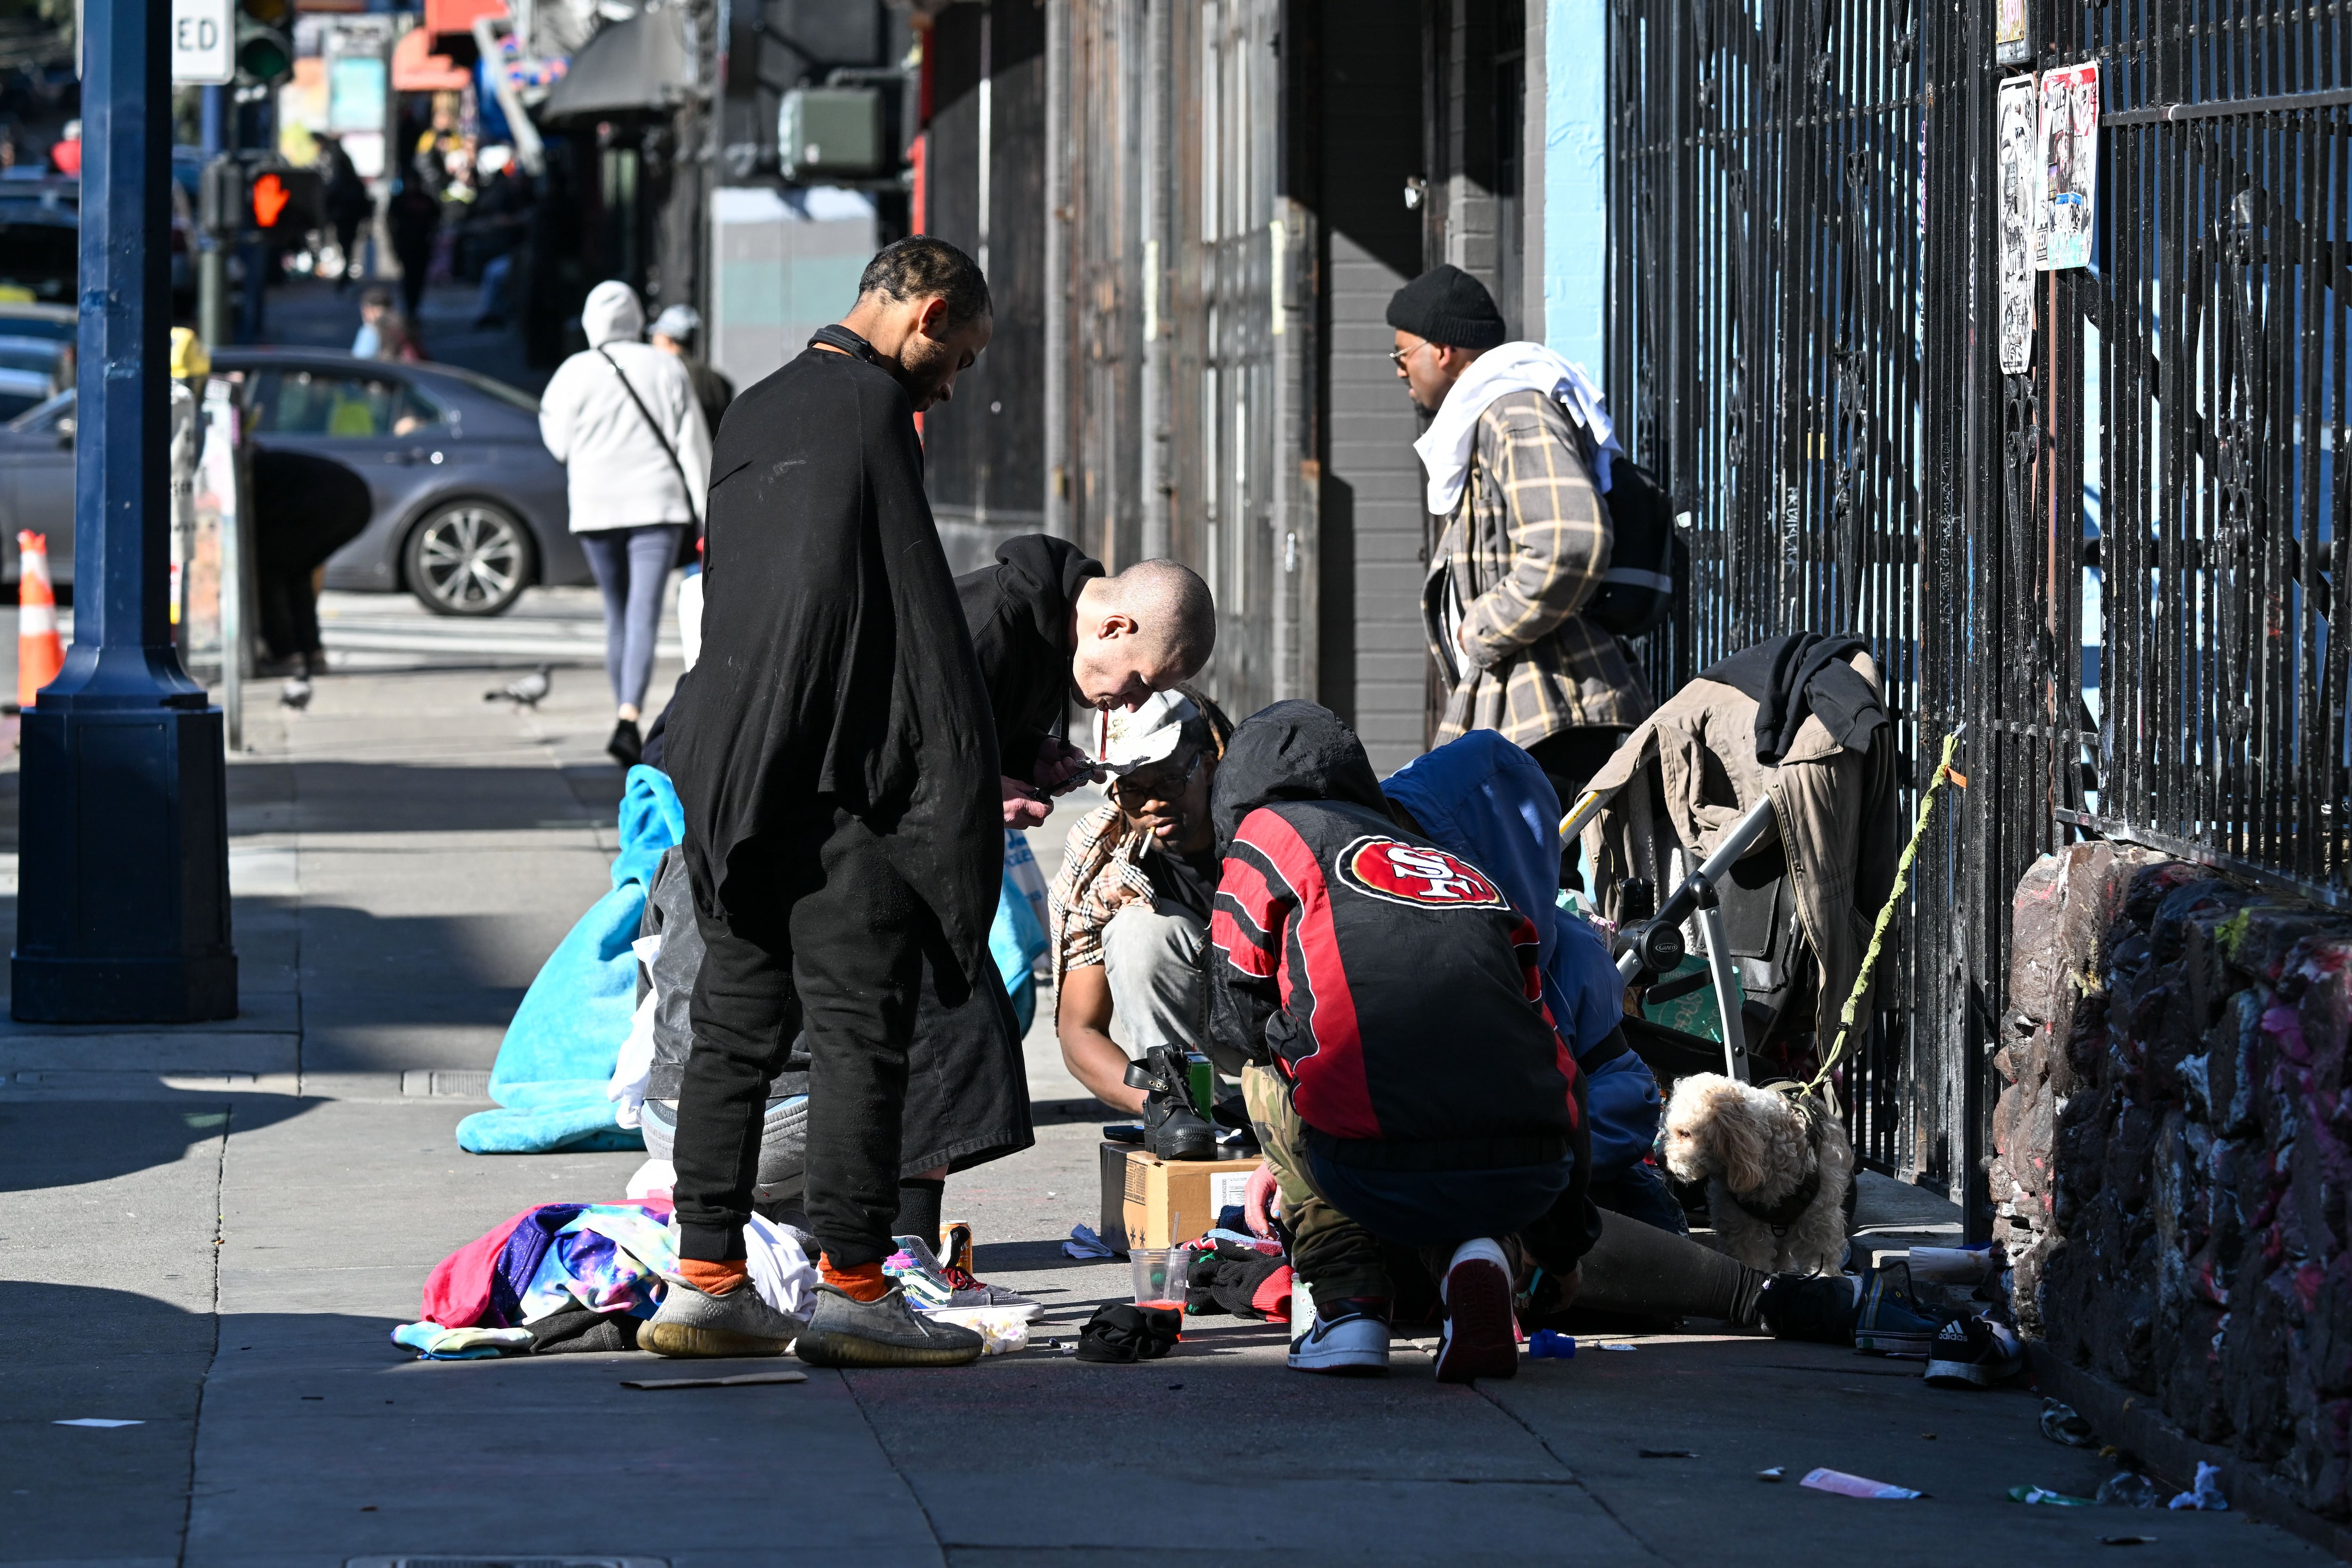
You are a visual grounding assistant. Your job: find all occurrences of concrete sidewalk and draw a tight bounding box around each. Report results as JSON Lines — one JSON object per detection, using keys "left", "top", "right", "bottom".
{"left": 0, "top": 595, "right": 2323, "bottom": 1566}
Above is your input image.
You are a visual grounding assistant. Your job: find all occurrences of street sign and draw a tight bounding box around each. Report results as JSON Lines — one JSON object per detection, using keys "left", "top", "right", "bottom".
{"left": 170, "top": 0, "right": 234, "bottom": 85}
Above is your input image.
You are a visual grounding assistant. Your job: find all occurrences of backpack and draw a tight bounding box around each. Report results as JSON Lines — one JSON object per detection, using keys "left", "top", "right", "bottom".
{"left": 1587, "top": 455, "right": 1685, "bottom": 640}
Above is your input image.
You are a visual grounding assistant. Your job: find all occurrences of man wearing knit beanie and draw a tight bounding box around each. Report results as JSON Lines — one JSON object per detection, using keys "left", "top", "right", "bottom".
{"left": 1387, "top": 264, "right": 1648, "bottom": 804}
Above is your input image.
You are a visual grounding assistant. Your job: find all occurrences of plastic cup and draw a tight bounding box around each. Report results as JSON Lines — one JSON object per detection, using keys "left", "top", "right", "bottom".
{"left": 1130, "top": 1245, "right": 1191, "bottom": 1309}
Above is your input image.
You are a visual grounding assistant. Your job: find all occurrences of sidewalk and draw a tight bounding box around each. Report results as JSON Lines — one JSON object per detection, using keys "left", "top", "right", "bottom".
{"left": 0, "top": 596, "right": 2323, "bottom": 1567}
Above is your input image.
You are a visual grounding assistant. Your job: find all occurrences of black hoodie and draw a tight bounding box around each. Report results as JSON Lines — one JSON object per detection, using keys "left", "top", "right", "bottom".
{"left": 1207, "top": 701, "right": 1588, "bottom": 1177}
{"left": 956, "top": 535, "right": 1105, "bottom": 780}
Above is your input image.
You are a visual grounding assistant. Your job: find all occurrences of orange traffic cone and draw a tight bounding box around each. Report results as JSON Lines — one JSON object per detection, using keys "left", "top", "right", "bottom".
{"left": 17, "top": 531, "right": 64, "bottom": 708}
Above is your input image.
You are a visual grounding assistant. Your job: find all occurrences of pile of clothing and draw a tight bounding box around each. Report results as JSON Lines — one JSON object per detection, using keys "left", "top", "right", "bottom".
{"left": 395, "top": 1198, "right": 815, "bottom": 1360}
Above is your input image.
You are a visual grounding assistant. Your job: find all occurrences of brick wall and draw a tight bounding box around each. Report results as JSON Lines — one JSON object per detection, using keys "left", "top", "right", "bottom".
{"left": 2008, "top": 843, "right": 2352, "bottom": 1518}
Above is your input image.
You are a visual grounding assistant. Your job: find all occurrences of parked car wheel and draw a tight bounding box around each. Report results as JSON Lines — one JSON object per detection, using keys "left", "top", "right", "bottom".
{"left": 404, "top": 501, "right": 533, "bottom": 617}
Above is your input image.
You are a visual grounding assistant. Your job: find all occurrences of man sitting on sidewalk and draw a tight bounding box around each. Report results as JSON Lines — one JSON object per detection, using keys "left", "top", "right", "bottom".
{"left": 1049, "top": 686, "right": 1235, "bottom": 1158}
{"left": 1208, "top": 701, "right": 1597, "bottom": 1383}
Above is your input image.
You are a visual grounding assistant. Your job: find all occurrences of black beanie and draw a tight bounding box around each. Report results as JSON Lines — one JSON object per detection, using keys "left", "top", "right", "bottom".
{"left": 1385, "top": 264, "right": 1507, "bottom": 350}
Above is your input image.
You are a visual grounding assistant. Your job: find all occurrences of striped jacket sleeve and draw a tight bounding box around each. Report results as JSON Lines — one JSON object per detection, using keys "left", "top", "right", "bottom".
{"left": 1208, "top": 809, "right": 1295, "bottom": 1067}
{"left": 1457, "top": 392, "right": 1614, "bottom": 669}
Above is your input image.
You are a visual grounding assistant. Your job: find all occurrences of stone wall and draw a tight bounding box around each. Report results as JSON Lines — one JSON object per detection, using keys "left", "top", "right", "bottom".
{"left": 2001, "top": 843, "right": 2352, "bottom": 1518}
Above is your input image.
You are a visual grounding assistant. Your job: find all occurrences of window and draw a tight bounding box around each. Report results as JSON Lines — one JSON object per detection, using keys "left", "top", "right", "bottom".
{"left": 247, "top": 369, "right": 443, "bottom": 438}
{"left": 6, "top": 388, "right": 72, "bottom": 434}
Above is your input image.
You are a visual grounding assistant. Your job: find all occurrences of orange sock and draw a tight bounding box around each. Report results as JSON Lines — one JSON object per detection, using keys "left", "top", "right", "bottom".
{"left": 680, "top": 1258, "right": 749, "bottom": 1295}
{"left": 821, "top": 1256, "right": 889, "bottom": 1302}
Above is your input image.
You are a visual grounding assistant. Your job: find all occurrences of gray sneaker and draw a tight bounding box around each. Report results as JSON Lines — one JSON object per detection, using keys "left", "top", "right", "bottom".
{"left": 793, "top": 1283, "right": 985, "bottom": 1368}
{"left": 641, "top": 1278, "right": 808, "bottom": 1359}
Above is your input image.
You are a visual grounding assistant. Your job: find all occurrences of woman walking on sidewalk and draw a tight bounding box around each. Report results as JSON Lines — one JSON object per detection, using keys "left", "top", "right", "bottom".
{"left": 539, "top": 280, "right": 713, "bottom": 764}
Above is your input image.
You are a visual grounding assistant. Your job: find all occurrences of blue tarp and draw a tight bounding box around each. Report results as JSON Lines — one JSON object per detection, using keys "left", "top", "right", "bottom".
{"left": 460, "top": 780, "right": 1048, "bottom": 1154}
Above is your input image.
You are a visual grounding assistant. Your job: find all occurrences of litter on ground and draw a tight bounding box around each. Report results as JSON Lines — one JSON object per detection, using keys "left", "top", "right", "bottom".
{"left": 1800, "top": 1468, "right": 1922, "bottom": 1499}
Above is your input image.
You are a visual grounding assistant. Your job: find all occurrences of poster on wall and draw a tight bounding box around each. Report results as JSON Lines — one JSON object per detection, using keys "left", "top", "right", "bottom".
{"left": 2037, "top": 62, "right": 2101, "bottom": 271}
{"left": 1995, "top": 0, "right": 2029, "bottom": 67}
{"left": 1998, "top": 74, "right": 2037, "bottom": 373}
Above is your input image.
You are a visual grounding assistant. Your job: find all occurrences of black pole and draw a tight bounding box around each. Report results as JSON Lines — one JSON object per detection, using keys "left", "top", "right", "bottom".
{"left": 12, "top": 0, "right": 236, "bottom": 1022}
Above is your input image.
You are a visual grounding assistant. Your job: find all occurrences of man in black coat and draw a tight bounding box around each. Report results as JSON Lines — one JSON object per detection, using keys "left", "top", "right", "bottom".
{"left": 648, "top": 237, "right": 1006, "bottom": 1368}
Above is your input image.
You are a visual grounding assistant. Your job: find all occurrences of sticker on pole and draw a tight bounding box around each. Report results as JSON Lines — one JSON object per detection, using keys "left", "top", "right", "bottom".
{"left": 171, "top": 0, "right": 235, "bottom": 86}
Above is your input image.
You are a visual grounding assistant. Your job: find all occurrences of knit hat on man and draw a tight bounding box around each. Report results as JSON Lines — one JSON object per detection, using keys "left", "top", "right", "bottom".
{"left": 1385, "top": 264, "right": 1507, "bottom": 350}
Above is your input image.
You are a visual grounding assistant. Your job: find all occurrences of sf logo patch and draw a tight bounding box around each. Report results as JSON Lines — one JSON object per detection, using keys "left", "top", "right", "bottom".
{"left": 1337, "top": 836, "right": 1509, "bottom": 909}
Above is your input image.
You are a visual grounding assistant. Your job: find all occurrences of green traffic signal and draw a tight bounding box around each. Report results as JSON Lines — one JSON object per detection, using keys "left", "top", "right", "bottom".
{"left": 235, "top": 28, "right": 291, "bottom": 84}
{"left": 235, "top": 0, "right": 293, "bottom": 86}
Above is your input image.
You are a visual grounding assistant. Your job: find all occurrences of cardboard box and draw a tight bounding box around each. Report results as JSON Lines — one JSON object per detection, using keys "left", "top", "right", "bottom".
{"left": 1119, "top": 1148, "right": 1262, "bottom": 1252}
{"left": 1097, "top": 1139, "right": 1137, "bottom": 1254}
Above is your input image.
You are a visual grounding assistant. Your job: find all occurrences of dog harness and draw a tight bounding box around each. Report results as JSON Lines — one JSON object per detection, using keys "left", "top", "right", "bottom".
{"left": 1728, "top": 1084, "right": 1827, "bottom": 1235}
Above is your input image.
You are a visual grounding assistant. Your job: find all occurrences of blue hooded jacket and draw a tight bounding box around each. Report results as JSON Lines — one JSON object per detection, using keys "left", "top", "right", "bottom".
{"left": 1383, "top": 732, "right": 1663, "bottom": 1180}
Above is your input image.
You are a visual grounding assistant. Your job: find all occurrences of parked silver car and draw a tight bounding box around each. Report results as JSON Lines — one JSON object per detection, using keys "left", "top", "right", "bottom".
{"left": 0, "top": 349, "right": 588, "bottom": 616}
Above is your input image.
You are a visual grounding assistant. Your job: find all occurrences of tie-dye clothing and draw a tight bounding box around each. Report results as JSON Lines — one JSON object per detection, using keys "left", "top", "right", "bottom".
{"left": 518, "top": 1204, "right": 684, "bottom": 1321}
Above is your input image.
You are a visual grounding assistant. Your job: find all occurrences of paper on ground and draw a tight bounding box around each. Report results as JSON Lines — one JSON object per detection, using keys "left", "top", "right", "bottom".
{"left": 1801, "top": 1467, "right": 1921, "bottom": 1500}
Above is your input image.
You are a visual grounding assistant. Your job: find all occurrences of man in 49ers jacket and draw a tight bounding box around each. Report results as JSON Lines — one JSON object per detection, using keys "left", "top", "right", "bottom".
{"left": 1208, "top": 701, "right": 1596, "bottom": 1382}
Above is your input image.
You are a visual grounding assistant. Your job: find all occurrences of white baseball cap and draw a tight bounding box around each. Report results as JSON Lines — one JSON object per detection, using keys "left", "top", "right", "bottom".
{"left": 1097, "top": 690, "right": 1199, "bottom": 772}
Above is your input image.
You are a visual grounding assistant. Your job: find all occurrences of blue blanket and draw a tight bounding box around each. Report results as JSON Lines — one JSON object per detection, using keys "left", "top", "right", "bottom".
{"left": 461, "top": 779, "right": 1049, "bottom": 1154}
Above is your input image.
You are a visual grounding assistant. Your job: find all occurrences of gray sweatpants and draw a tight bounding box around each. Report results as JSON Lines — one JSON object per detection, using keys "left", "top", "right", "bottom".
{"left": 1101, "top": 899, "right": 1234, "bottom": 1071}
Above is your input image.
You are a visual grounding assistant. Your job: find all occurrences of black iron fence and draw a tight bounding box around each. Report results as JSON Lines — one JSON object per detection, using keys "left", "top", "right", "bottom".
{"left": 1606, "top": 0, "right": 2350, "bottom": 1219}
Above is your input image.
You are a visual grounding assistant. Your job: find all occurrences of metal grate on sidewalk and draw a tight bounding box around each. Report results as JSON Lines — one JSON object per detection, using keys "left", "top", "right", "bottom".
{"left": 399, "top": 1069, "right": 493, "bottom": 1099}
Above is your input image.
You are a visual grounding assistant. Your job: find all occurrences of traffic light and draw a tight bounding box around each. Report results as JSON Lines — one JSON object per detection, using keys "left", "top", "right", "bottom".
{"left": 246, "top": 165, "right": 322, "bottom": 236}
{"left": 236, "top": 0, "right": 293, "bottom": 86}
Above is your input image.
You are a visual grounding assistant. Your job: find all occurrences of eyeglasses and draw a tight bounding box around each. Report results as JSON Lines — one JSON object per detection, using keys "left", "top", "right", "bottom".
{"left": 1388, "top": 339, "right": 1430, "bottom": 369}
{"left": 1109, "top": 748, "right": 1203, "bottom": 808}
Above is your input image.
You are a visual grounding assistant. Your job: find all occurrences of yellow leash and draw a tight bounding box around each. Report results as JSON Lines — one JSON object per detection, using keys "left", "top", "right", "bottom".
{"left": 1805, "top": 724, "right": 1968, "bottom": 1114}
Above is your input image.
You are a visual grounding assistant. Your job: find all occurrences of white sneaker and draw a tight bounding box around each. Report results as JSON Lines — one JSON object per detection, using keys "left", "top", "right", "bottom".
{"left": 1288, "top": 1304, "right": 1390, "bottom": 1376}
{"left": 1435, "top": 1238, "right": 1518, "bottom": 1384}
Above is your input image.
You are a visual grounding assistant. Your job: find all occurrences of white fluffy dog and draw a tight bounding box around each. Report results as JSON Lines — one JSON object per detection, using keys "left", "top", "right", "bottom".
{"left": 1661, "top": 1073, "right": 1853, "bottom": 1275}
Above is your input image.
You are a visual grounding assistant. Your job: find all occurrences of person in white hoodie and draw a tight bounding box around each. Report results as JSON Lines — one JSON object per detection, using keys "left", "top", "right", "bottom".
{"left": 540, "top": 280, "right": 713, "bottom": 764}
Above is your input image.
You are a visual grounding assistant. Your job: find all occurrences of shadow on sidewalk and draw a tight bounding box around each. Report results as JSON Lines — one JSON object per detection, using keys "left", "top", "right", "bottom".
{"left": 0, "top": 1093, "right": 316, "bottom": 1193}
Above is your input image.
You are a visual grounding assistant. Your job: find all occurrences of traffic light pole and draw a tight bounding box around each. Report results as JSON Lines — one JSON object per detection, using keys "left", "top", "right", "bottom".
{"left": 198, "top": 86, "right": 230, "bottom": 349}
{"left": 13, "top": 0, "right": 237, "bottom": 1022}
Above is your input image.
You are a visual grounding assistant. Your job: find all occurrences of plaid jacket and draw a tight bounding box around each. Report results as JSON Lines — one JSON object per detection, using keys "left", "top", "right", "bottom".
{"left": 1046, "top": 802, "right": 1157, "bottom": 991}
{"left": 1421, "top": 389, "right": 1651, "bottom": 746}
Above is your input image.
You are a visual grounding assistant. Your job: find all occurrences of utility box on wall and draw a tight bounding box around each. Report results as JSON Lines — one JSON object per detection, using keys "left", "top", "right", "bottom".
{"left": 779, "top": 87, "right": 884, "bottom": 182}
{"left": 708, "top": 185, "right": 876, "bottom": 392}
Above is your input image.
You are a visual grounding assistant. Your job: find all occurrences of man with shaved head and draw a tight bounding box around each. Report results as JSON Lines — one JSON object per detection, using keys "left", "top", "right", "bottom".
{"left": 959, "top": 537, "right": 1217, "bottom": 828}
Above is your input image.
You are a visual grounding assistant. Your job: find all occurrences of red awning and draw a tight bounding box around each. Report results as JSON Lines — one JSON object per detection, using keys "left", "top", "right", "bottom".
{"left": 391, "top": 27, "right": 472, "bottom": 91}
{"left": 422, "top": 0, "right": 506, "bottom": 42}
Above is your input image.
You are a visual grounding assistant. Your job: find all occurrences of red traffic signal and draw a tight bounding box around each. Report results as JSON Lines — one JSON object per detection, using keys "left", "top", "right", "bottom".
{"left": 244, "top": 165, "right": 322, "bottom": 234}
{"left": 253, "top": 171, "right": 291, "bottom": 227}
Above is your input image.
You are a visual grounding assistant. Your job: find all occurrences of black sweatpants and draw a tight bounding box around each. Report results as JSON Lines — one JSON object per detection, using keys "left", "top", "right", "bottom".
{"left": 251, "top": 447, "right": 371, "bottom": 661}
{"left": 672, "top": 807, "right": 939, "bottom": 1269}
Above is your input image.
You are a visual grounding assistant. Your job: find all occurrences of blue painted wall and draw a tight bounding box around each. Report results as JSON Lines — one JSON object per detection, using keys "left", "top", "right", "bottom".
{"left": 1543, "top": 0, "right": 1607, "bottom": 379}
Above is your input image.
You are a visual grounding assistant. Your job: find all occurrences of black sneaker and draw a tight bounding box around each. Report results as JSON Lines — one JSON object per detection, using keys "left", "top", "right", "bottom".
{"left": 608, "top": 718, "right": 644, "bottom": 767}
{"left": 1125, "top": 1046, "right": 1215, "bottom": 1161}
{"left": 1923, "top": 1313, "right": 2025, "bottom": 1388}
{"left": 1852, "top": 1261, "right": 1955, "bottom": 1358}
{"left": 1758, "top": 1271, "right": 1861, "bottom": 1343}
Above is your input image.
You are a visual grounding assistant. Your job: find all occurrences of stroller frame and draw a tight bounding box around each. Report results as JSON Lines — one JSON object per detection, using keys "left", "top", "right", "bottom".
{"left": 1559, "top": 788, "right": 1778, "bottom": 1085}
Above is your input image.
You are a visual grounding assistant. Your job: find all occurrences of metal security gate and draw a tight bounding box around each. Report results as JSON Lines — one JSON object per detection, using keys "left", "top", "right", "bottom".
{"left": 2054, "top": 5, "right": 2352, "bottom": 902}
{"left": 1053, "top": 0, "right": 1306, "bottom": 720}
{"left": 1609, "top": 0, "right": 2352, "bottom": 1216}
